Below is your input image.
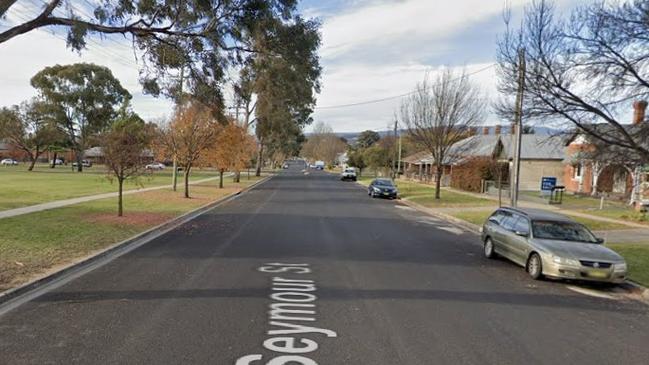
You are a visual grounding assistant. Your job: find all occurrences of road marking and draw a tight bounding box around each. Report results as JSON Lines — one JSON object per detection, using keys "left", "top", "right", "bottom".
{"left": 436, "top": 226, "right": 465, "bottom": 235}
{"left": 395, "top": 205, "right": 415, "bottom": 211}
{"left": 236, "top": 263, "right": 337, "bottom": 364}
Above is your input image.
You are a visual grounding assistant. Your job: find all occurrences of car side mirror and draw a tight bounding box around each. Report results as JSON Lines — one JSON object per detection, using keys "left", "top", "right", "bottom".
{"left": 595, "top": 237, "right": 605, "bottom": 244}
{"left": 514, "top": 230, "right": 529, "bottom": 237}
{"left": 488, "top": 217, "right": 499, "bottom": 225}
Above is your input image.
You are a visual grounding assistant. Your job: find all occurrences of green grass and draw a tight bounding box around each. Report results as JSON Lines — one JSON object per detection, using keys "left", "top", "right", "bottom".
{"left": 358, "top": 177, "right": 495, "bottom": 207}
{"left": 576, "top": 208, "right": 649, "bottom": 225}
{"left": 0, "top": 164, "right": 220, "bottom": 210}
{"left": 608, "top": 243, "right": 649, "bottom": 287}
{"left": 0, "top": 175, "right": 263, "bottom": 291}
{"left": 448, "top": 210, "right": 630, "bottom": 231}
{"left": 521, "top": 191, "right": 627, "bottom": 209}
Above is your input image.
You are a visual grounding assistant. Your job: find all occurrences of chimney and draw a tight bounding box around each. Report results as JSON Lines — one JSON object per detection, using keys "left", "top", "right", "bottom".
{"left": 633, "top": 100, "right": 647, "bottom": 125}
{"left": 482, "top": 126, "right": 490, "bottom": 135}
{"left": 494, "top": 125, "right": 502, "bottom": 135}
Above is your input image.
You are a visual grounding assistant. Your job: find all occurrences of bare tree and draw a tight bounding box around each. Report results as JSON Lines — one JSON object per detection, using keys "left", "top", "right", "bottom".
{"left": 400, "top": 69, "right": 485, "bottom": 199}
{"left": 496, "top": 0, "right": 649, "bottom": 162}
{"left": 301, "top": 121, "right": 347, "bottom": 167}
{"left": 102, "top": 114, "right": 152, "bottom": 217}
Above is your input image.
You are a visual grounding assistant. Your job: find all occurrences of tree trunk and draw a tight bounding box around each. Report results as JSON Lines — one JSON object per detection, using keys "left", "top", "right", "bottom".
{"left": 75, "top": 147, "right": 83, "bottom": 172}
{"left": 172, "top": 157, "right": 178, "bottom": 191}
{"left": 219, "top": 168, "right": 224, "bottom": 189}
{"left": 255, "top": 138, "right": 264, "bottom": 177}
{"left": 50, "top": 152, "right": 57, "bottom": 168}
{"left": 235, "top": 171, "right": 241, "bottom": 183}
{"left": 184, "top": 166, "right": 191, "bottom": 198}
{"left": 117, "top": 178, "right": 124, "bottom": 217}
{"left": 435, "top": 163, "right": 443, "bottom": 199}
{"left": 27, "top": 150, "right": 37, "bottom": 171}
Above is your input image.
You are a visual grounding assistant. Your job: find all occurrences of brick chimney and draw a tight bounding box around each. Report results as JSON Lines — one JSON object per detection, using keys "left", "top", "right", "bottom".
{"left": 482, "top": 126, "right": 490, "bottom": 135}
{"left": 494, "top": 125, "right": 502, "bottom": 135}
{"left": 633, "top": 100, "right": 647, "bottom": 125}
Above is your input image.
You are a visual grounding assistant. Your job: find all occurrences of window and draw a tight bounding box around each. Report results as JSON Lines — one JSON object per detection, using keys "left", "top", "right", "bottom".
{"left": 499, "top": 213, "right": 517, "bottom": 231}
{"left": 572, "top": 163, "right": 582, "bottom": 180}
{"left": 511, "top": 215, "right": 530, "bottom": 235}
{"left": 488, "top": 210, "right": 506, "bottom": 225}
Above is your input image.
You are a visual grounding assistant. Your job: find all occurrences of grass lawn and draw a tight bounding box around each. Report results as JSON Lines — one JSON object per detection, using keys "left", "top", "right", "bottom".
{"left": 357, "top": 177, "right": 495, "bottom": 207}
{"left": 608, "top": 243, "right": 649, "bottom": 287}
{"left": 0, "top": 175, "right": 264, "bottom": 291}
{"left": 0, "top": 164, "right": 221, "bottom": 210}
{"left": 576, "top": 208, "right": 649, "bottom": 226}
{"left": 448, "top": 210, "right": 630, "bottom": 231}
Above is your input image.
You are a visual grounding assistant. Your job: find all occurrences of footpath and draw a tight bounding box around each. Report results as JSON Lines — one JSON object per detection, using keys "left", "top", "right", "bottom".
{"left": 408, "top": 186, "right": 649, "bottom": 244}
{"left": 0, "top": 175, "right": 227, "bottom": 220}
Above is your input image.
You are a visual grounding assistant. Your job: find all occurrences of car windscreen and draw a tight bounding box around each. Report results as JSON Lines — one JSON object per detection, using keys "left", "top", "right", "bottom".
{"left": 531, "top": 220, "right": 598, "bottom": 243}
{"left": 374, "top": 180, "right": 394, "bottom": 187}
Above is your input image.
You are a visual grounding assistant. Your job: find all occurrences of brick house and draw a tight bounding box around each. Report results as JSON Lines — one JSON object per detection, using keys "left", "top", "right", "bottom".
{"left": 563, "top": 100, "right": 649, "bottom": 205}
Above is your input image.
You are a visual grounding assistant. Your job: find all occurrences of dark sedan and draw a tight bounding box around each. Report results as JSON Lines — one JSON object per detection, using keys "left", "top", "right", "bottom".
{"left": 368, "top": 178, "right": 398, "bottom": 199}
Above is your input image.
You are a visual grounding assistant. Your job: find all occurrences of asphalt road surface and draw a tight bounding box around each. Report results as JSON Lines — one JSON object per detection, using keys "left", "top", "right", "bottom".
{"left": 2, "top": 162, "right": 649, "bottom": 364}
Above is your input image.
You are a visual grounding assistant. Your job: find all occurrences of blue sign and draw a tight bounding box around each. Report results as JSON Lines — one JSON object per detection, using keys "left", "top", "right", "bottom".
{"left": 541, "top": 177, "right": 557, "bottom": 191}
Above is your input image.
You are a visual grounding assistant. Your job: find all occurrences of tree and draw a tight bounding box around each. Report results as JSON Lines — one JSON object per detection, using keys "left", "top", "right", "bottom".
{"left": 251, "top": 16, "right": 322, "bottom": 175}
{"left": 346, "top": 148, "right": 367, "bottom": 176}
{"left": 363, "top": 144, "right": 390, "bottom": 177}
{"left": 102, "top": 113, "right": 151, "bottom": 216}
{"left": 400, "top": 69, "right": 485, "bottom": 199}
{"left": 496, "top": 0, "right": 649, "bottom": 163}
{"left": 300, "top": 121, "right": 347, "bottom": 167}
{"left": 0, "top": 100, "right": 62, "bottom": 171}
{"left": 158, "top": 102, "right": 218, "bottom": 198}
{"left": 202, "top": 121, "right": 256, "bottom": 188}
{"left": 356, "top": 130, "right": 381, "bottom": 149}
{"left": 1, "top": 1, "right": 306, "bottom": 104}
{"left": 31, "top": 63, "right": 131, "bottom": 172}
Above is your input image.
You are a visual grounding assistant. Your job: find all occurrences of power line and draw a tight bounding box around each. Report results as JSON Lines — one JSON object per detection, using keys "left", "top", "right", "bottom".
{"left": 315, "top": 63, "right": 496, "bottom": 110}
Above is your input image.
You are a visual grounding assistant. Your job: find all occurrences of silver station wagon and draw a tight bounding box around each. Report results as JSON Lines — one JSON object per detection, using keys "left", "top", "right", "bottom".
{"left": 481, "top": 207, "right": 627, "bottom": 283}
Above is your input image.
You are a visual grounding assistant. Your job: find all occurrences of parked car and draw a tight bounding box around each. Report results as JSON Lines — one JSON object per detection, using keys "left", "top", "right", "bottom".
{"left": 314, "top": 161, "right": 325, "bottom": 170}
{"left": 283, "top": 163, "right": 289, "bottom": 169}
{"left": 341, "top": 167, "right": 357, "bottom": 181}
{"left": 145, "top": 162, "right": 166, "bottom": 170}
{"left": 481, "top": 207, "right": 627, "bottom": 283}
{"left": 72, "top": 159, "right": 92, "bottom": 167}
{"left": 1, "top": 158, "right": 18, "bottom": 165}
{"left": 368, "top": 178, "right": 398, "bottom": 199}
{"left": 50, "top": 158, "right": 64, "bottom": 165}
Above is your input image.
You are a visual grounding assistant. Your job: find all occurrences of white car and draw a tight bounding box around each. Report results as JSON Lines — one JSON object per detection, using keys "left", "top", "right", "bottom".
{"left": 1, "top": 158, "right": 18, "bottom": 165}
{"left": 145, "top": 162, "right": 166, "bottom": 170}
{"left": 50, "top": 159, "right": 64, "bottom": 165}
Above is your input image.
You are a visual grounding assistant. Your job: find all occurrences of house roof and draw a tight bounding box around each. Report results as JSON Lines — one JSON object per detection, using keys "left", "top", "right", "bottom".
{"left": 402, "top": 134, "right": 567, "bottom": 165}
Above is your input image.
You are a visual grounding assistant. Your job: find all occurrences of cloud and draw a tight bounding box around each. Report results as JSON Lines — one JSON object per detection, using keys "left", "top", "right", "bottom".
{"left": 0, "top": 11, "right": 173, "bottom": 121}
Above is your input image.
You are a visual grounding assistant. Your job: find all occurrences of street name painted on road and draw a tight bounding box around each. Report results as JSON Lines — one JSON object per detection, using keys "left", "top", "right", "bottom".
{"left": 235, "top": 263, "right": 337, "bottom": 365}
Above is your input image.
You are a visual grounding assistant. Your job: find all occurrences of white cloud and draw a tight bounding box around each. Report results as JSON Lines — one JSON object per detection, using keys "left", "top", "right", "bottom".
{"left": 0, "top": 21, "right": 173, "bottom": 121}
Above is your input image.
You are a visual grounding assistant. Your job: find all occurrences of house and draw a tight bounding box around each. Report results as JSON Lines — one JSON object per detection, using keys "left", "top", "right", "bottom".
{"left": 402, "top": 127, "right": 567, "bottom": 192}
{"left": 563, "top": 100, "right": 649, "bottom": 205}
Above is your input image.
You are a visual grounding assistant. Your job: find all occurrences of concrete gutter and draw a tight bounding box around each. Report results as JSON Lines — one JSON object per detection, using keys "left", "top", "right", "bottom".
{"left": 0, "top": 174, "right": 274, "bottom": 314}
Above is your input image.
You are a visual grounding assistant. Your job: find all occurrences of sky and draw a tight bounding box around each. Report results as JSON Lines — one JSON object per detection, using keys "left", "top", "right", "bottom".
{"left": 0, "top": 0, "right": 581, "bottom": 133}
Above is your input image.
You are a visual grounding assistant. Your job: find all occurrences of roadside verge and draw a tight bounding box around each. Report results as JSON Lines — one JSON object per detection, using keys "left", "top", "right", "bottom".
{"left": 0, "top": 174, "right": 273, "bottom": 313}
{"left": 397, "top": 194, "right": 649, "bottom": 305}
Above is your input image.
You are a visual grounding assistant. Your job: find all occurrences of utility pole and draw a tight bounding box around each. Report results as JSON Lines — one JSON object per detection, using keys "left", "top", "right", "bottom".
{"left": 393, "top": 120, "right": 398, "bottom": 179}
{"left": 510, "top": 48, "right": 526, "bottom": 207}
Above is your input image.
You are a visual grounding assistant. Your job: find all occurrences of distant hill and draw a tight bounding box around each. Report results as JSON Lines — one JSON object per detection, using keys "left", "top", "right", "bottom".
{"left": 325, "top": 126, "right": 560, "bottom": 146}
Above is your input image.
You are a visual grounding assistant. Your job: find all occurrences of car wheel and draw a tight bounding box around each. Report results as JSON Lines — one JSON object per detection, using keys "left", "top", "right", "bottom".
{"left": 526, "top": 253, "right": 544, "bottom": 280}
{"left": 484, "top": 238, "right": 496, "bottom": 259}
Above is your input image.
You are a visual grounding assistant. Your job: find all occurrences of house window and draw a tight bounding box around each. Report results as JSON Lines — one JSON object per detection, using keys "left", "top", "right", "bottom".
{"left": 572, "top": 163, "right": 583, "bottom": 180}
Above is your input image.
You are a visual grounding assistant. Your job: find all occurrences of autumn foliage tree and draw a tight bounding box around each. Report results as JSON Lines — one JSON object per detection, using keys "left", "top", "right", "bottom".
{"left": 202, "top": 122, "right": 256, "bottom": 188}
{"left": 157, "top": 102, "right": 219, "bottom": 198}
{"left": 102, "top": 113, "right": 152, "bottom": 217}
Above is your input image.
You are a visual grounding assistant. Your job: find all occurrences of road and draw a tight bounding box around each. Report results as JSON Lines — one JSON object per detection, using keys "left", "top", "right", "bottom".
{"left": 1, "top": 162, "right": 649, "bottom": 364}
